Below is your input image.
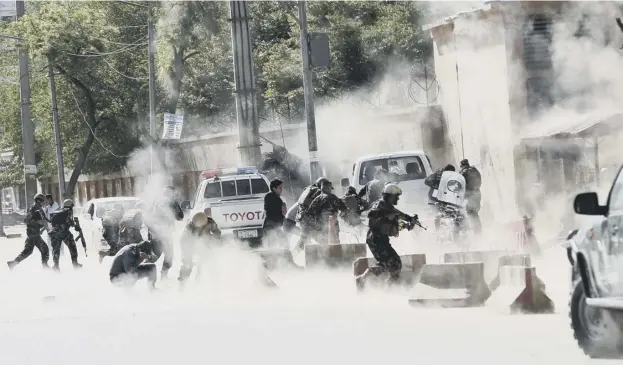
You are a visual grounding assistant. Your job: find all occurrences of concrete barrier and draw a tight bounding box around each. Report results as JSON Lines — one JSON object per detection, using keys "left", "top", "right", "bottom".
{"left": 353, "top": 254, "right": 427, "bottom": 285}
{"left": 305, "top": 243, "right": 368, "bottom": 268}
{"left": 409, "top": 262, "right": 491, "bottom": 308}
{"left": 254, "top": 248, "right": 300, "bottom": 270}
{"left": 489, "top": 254, "right": 533, "bottom": 291}
{"left": 443, "top": 250, "right": 506, "bottom": 286}
{"left": 486, "top": 265, "right": 554, "bottom": 314}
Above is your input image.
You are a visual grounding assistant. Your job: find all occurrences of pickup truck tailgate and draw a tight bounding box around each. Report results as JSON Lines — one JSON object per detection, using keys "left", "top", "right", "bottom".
{"left": 210, "top": 197, "right": 265, "bottom": 230}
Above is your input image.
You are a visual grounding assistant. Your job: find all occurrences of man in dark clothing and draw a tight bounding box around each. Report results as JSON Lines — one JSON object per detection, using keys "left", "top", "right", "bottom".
{"left": 109, "top": 241, "right": 158, "bottom": 289}
{"left": 99, "top": 203, "right": 125, "bottom": 263}
{"left": 307, "top": 180, "right": 348, "bottom": 244}
{"left": 7, "top": 194, "right": 50, "bottom": 270}
{"left": 148, "top": 186, "right": 184, "bottom": 279}
{"left": 425, "top": 164, "right": 456, "bottom": 203}
{"left": 355, "top": 184, "right": 417, "bottom": 290}
{"left": 459, "top": 159, "right": 483, "bottom": 233}
{"left": 48, "top": 199, "right": 82, "bottom": 271}
{"left": 358, "top": 168, "right": 388, "bottom": 209}
{"left": 178, "top": 211, "right": 222, "bottom": 283}
{"left": 263, "top": 179, "right": 286, "bottom": 241}
{"left": 295, "top": 177, "right": 328, "bottom": 249}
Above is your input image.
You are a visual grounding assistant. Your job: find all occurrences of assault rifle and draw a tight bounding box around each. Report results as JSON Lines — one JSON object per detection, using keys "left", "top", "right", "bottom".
{"left": 73, "top": 217, "right": 88, "bottom": 256}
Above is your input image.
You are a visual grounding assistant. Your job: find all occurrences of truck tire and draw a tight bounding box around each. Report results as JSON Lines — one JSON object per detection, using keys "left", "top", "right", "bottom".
{"left": 570, "top": 279, "right": 623, "bottom": 358}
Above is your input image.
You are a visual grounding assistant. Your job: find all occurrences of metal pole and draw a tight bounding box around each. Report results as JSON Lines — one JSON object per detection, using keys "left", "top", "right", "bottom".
{"left": 147, "top": 5, "right": 157, "bottom": 175}
{"left": 16, "top": 1, "right": 37, "bottom": 207}
{"left": 298, "top": 1, "right": 320, "bottom": 183}
{"left": 48, "top": 62, "right": 65, "bottom": 201}
{"left": 229, "top": 1, "right": 262, "bottom": 167}
{"left": 0, "top": 189, "right": 5, "bottom": 237}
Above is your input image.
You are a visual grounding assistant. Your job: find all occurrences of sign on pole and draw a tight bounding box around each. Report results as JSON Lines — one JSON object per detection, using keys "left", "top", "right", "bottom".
{"left": 161, "top": 113, "right": 184, "bottom": 140}
{"left": 0, "top": 1, "right": 16, "bottom": 18}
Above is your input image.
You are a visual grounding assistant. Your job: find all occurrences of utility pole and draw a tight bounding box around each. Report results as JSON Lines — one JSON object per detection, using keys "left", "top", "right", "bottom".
{"left": 16, "top": 1, "right": 37, "bottom": 207}
{"left": 298, "top": 1, "right": 320, "bottom": 183}
{"left": 229, "top": 1, "right": 262, "bottom": 167}
{"left": 147, "top": 5, "right": 157, "bottom": 175}
{"left": 48, "top": 61, "right": 65, "bottom": 202}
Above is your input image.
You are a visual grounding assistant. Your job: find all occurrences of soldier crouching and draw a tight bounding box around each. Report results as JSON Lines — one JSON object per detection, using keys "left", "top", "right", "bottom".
{"left": 355, "top": 184, "right": 416, "bottom": 290}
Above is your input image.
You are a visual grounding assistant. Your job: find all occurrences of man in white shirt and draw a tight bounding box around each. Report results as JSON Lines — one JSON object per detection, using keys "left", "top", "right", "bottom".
{"left": 43, "top": 194, "right": 59, "bottom": 253}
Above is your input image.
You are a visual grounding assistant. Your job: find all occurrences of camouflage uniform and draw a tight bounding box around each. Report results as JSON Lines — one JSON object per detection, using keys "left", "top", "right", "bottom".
{"left": 49, "top": 207, "right": 80, "bottom": 270}
{"left": 365, "top": 200, "right": 413, "bottom": 281}
{"left": 342, "top": 187, "right": 364, "bottom": 227}
{"left": 178, "top": 218, "right": 222, "bottom": 282}
{"left": 357, "top": 179, "right": 385, "bottom": 209}
{"left": 118, "top": 209, "right": 144, "bottom": 249}
{"left": 148, "top": 198, "right": 184, "bottom": 276}
{"left": 307, "top": 192, "right": 348, "bottom": 243}
{"left": 296, "top": 184, "right": 322, "bottom": 248}
{"left": 10, "top": 203, "right": 50, "bottom": 267}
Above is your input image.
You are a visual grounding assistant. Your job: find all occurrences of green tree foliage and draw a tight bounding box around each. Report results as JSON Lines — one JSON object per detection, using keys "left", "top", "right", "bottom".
{"left": 0, "top": 1, "right": 431, "bottom": 191}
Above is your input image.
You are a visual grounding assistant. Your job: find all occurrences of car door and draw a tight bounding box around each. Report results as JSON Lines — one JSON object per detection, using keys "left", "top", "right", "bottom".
{"left": 605, "top": 166, "right": 623, "bottom": 296}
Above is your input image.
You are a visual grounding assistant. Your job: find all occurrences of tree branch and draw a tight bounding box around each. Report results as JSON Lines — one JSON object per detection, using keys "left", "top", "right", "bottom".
{"left": 183, "top": 50, "right": 200, "bottom": 62}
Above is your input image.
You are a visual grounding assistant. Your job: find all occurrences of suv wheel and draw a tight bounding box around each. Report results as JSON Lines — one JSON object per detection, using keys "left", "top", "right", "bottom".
{"left": 570, "top": 279, "right": 623, "bottom": 358}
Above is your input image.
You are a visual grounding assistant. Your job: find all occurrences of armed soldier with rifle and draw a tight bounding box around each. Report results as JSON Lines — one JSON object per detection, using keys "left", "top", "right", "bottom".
{"left": 7, "top": 193, "right": 50, "bottom": 270}
{"left": 48, "top": 199, "right": 83, "bottom": 271}
{"left": 355, "top": 183, "right": 425, "bottom": 291}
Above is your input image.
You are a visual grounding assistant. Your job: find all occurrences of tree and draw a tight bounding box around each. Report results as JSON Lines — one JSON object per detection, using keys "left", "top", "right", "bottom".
{"left": 12, "top": 1, "right": 146, "bottom": 197}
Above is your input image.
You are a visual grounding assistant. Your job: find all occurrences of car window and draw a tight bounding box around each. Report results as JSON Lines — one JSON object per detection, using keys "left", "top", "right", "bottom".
{"left": 251, "top": 178, "right": 269, "bottom": 194}
{"left": 358, "top": 156, "right": 426, "bottom": 185}
{"left": 88, "top": 203, "right": 94, "bottom": 217}
{"left": 204, "top": 181, "right": 222, "bottom": 199}
{"left": 236, "top": 178, "right": 251, "bottom": 195}
{"left": 609, "top": 168, "right": 623, "bottom": 212}
{"left": 222, "top": 180, "right": 237, "bottom": 197}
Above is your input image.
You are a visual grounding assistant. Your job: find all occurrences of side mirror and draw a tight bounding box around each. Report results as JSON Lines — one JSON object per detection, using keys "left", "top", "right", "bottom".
{"left": 340, "top": 178, "right": 350, "bottom": 188}
{"left": 574, "top": 192, "right": 607, "bottom": 216}
{"left": 180, "top": 200, "right": 191, "bottom": 210}
{"left": 566, "top": 229, "right": 579, "bottom": 240}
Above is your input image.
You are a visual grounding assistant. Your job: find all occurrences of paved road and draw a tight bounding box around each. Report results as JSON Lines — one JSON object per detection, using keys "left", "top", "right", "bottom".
{"left": 0, "top": 225, "right": 615, "bottom": 364}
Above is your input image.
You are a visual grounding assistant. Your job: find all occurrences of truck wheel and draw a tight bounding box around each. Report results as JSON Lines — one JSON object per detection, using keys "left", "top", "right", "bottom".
{"left": 570, "top": 279, "right": 623, "bottom": 358}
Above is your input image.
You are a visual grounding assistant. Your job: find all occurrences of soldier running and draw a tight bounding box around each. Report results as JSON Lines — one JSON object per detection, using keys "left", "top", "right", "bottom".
{"left": 178, "top": 211, "right": 222, "bottom": 283}
{"left": 99, "top": 203, "right": 125, "bottom": 262}
{"left": 48, "top": 199, "right": 82, "bottom": 271}
{"left": 355, "top": 184, "right": 417, "bottom": 290}
{"left": 307, "top": 179, "right": 348, "bottom": 243}
{"left": 7, "top": 194, "right": 50, "bottom": 270}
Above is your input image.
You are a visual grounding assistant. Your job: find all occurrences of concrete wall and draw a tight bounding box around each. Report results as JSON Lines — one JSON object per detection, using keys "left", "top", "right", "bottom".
{"left": 430, "top": 8, "right": 518, "bottom": 222}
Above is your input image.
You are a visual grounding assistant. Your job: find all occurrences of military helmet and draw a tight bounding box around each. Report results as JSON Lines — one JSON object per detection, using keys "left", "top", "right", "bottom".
{"left": 382, "top": 183, "right": 402, "bottom": 196}
{"left": 191, "top": 211, "right": 209, "bottom": 227}
{"left": 33, "top": 193, "right": 46, "bottom": 202}
{"left": 62, "top": 199, "right": 74, "bottom": 208}
{"left": 316, "top": 176, "right": 329, "bottom": 187}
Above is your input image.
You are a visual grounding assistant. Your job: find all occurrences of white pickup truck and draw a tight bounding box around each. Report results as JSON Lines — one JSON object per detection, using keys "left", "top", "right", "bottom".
{"left": 340, "top": 150, "right": 434, "bottom": 216}
{"left": 184, "top": 166, "right": 270, "bottom": 245}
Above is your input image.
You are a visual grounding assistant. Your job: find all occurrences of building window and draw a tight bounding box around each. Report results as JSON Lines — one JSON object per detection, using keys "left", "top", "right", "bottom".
{"left": 523, "top": 14, "right": 554, "bottom": 116}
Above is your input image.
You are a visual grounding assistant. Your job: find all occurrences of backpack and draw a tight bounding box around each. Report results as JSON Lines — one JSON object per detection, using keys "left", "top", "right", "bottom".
{"left": 297, "top": 185, "right": 320, "bottom": 208}
{"left": 50, "top": 209, "right": 70, "bottom": 226}
{"left": 464, "top": 167, "right": 482, "bottom": 191}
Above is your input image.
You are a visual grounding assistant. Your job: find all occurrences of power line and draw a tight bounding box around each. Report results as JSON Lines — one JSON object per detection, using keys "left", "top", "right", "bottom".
{"left": 101, "top": 57, "right": 148, "bottom": 81}
{"left": 61, "top": 37, "right": 147, "bottom": 58}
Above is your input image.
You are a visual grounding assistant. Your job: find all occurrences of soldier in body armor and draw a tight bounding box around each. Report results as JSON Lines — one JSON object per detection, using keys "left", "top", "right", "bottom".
{"left": 355, "top": 184, "right": 417, "bottom": 290}
{"left": 178, "top": 211, "right": 222, "bottom": 283}
{"left": 295, "top": 177, "right": 327, "bottom": 249}
{"left": 307, "top": 180, "right": 348, "bottom": 243}
{"left": 7, "top": 194, "right": 50, "bottom": 270}
{"left": 342, "top": 186, "right": 365, "bottom": 227}
{"left": 49, "top": 199, "right": 82, "bottom": 271}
